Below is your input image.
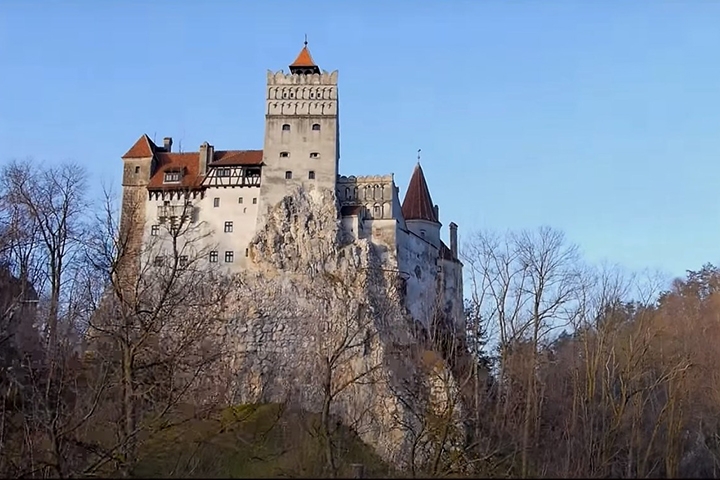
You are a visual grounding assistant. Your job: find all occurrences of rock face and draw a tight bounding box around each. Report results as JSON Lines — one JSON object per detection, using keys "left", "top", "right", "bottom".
{"left": 225, "top": 187, "right": 466, "bottom": 469}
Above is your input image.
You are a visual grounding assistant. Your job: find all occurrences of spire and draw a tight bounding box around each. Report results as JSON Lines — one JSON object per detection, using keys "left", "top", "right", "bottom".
{"left": 289, "top": 36, "right": 320, "bottom": 74}
{"left": 401, "top": 162, "right": 439, "bottom": 223}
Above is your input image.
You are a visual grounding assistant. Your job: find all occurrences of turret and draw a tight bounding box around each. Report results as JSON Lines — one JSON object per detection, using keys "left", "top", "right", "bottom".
{"left": 401, "top": 163, "right": 442, "bottom": 247}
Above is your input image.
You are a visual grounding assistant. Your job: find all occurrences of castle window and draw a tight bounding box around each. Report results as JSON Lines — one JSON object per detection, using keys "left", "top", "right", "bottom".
{"left": 310, "top": 92, "right": 315, "bottom": 99}
{"left": 151, "top": 225, "right": 159, "bottom": 236}
{"left": 179, "top": 255, "right": 188, "bottom": 268}
{"left": 245, "top": 248, "right": 249, "bottom": 257}
{"left": 209, "top": 251, "right": 218, "bottom": 263}
{"left": 312, "top": 123, "right": 320, "bottom": 131}
{"left": 238, "top": 197, "right": 243, "bottom": 204}
{"left": 310, "top": 152, "right": 320, "bottom": 159}
{"left": 308, "top": 171, "right": 315, "bottom": 180}
{"left": 213, "top": 197, "right": 220, "bottom": 207}
{"left": 252, "top": 197, "right": 257, "bottom": 204}
{"left": 282, "top": 124, "right": 290, "bottom": 131}
{"left": 224, "top": 221, "right": 233, "bottom": 233}
{"left": 282, "top": 92, "right": 287, "bottom": 99}
{"left": 374, "top": 205, "right": 381, "bottom": 217}
{"left": 225, "top": 251, "right": 234, "bottom": 263}
{"left": 134, "top": 166, "right": 140, "bottom": 174}
{"left": 285, "top": 171, "right": 293, "bottom": 180}
{"left": 243, "top": 207, "right": 247, "bottom": 213}
{"left": 164, "top": 171, "right": 181, "bottom": 183}
{"left": 280, "top": 151, "right": 290, "bottom": 158}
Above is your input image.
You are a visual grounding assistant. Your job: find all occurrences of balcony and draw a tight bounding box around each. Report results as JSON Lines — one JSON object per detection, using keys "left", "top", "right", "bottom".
{"left": 157, "top": 204, "right": 196, "bottom": 222}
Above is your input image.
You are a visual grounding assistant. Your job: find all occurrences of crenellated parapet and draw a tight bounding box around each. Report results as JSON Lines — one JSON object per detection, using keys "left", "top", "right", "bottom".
{"left": 267, "top": 70, "right": 338, "bottom": 85}
{"left": 337, "top": 174, "right": 398, "bottom": 220}
{"left": 266, "top": 70, "right": 338, "bottom": 117}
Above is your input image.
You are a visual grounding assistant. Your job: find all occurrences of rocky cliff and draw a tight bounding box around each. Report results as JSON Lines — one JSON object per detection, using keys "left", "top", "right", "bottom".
{"left": 225, "top": 187, "right": 467, "bottom": 470}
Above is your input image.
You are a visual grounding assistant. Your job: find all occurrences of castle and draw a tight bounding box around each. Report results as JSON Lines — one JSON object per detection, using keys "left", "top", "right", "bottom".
{"left": 120, "top": 43, "right": 464, "bottom": 334}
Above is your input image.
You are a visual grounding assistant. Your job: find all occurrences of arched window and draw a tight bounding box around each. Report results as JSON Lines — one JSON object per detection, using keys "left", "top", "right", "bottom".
{"left": 309, "top": 152, "right": 320, "bottom": 159}
{"left": 280, "top": 151, "right": 290, "bottom": 158}
{"left": 282, "top": 124, "right": 290, "bottom": 131}
{"left": 285, "top": 171, "right": 293, "bottom": 179}
{"left": 312, "top": 123, "right": 320, "bottom": 131}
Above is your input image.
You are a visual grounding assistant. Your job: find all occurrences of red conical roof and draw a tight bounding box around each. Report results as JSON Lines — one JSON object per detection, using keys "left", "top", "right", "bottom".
{"left": 401, "top": 163, "right": 439, "bottom": 223}
{"left": 122, "top": 134, "right": 156, "bottom": 158}
{"left": 290, "top": 45, "right": 317, "bottom": 67}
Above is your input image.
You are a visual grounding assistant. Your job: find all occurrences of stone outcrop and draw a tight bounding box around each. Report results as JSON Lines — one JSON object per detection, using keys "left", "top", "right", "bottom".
{"left": 224, "top": 187, "right": 467, "bottom": 469}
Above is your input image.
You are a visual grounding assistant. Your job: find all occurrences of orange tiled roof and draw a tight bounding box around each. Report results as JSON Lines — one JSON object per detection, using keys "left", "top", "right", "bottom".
{"left": 401, "top": 163, "right": 439, "bottom": 223}
{"left": 290, "top": 46, "right": 317, "bottom": 67}
{"left": 144, "top": 149, "right": 264, "bottom": 190}
{"left": 211, "top": 150, "right": 263, "bottom": 166}
{"left": 147, "top": 152, "right": 201, "bottom": 190}
{"left": 122, "top": 134, "right": 156, "bottom": 158}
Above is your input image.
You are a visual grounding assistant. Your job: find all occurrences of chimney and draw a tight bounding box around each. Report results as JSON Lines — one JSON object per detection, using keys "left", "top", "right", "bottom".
{"left": 449, "top": 222, "right": 458, "bottom": 259}
{"left": 199, "top": 142, "right": 210, "bottom": 176}
{"left": 434, "top": 205, "right": 440, "bottom": 221}
{"left": 163, "top": 137, "right": 173, "bottom": 152}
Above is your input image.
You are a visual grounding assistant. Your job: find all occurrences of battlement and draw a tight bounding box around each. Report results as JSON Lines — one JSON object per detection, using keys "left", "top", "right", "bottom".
{"left": 338, "top": 174, "right": 394, "bottom": 185}
{"left": 267, "top": 70, "right": 338, "bottom": 85}
{"left": 337, "top": 174, "right": 397, "bottom": 211}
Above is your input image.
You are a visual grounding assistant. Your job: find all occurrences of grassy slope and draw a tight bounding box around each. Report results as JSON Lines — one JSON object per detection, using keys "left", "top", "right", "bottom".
{"left": 132, "top": 403, "right": 398, "bottom": 478}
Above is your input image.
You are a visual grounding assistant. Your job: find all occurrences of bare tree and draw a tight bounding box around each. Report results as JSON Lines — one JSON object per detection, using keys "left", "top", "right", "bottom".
{"left": 0, "top": 160, "right": 88, "bottom": 351}
{"left": 78, "top": 189, "right": 236, "bottom": 477}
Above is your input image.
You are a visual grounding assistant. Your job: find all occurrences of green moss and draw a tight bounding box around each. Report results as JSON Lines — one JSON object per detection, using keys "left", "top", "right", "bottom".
{"left": 131, "top": 403, "right": 396, "bottom": 478}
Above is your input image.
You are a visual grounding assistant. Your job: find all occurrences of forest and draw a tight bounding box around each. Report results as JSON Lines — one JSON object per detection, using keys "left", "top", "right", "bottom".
{"left": 2, "top": 159, "right": 720, "bottom": 478}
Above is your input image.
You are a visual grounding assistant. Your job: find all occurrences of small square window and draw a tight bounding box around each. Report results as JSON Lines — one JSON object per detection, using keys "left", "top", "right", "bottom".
{"left": 282, "top": 124, "right": 290, "bottom": 131}
{"left": 224, "top": 221, "right": 233, "bottom": 233}
{"left": 209, "top": 251, "right": 218, "bottom": 263}
{"left": 134, "top": 166, "right": 140, "bottom": 174}
{"left": 252, "top": 197, "right": 257, "bottom": 204}
{"left": 238, "top": 197, "right": 243, "bottom": 204}
{"left": 225, "top": 251, "right": 234, "bottom": 263}
{"left": 280, "top": 152, "right": 290, "bottom": 158}
{"left": 179, "top": 255, "right": 188, "bottom": 268}
{"left": 164, "top": 171, "right": 181, "bottom": 183}
{"left": 308, "top": 171, "right": 315, "bottom": 180}
{"left": 213, "top": 197, "right": 220, "bottom": 208}
{"left": 151, "top": 225, "right": 159, "bottom": 236}
{"left": 285, "top": 171, "right": 292, "bottom": 180}
{"left": 309, "top": 152, "right": 320, "bottom": 159}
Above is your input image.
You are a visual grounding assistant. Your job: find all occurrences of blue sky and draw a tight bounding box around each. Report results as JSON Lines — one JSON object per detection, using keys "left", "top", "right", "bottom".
{"left": 2, "top": 1, "right": 720, "bottom": 281}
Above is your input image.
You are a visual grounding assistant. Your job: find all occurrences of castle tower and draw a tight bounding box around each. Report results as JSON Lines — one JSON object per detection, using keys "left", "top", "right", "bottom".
{"left": 257, "top": 42, "right": 340, "bottom": 228}
{"left": 401, "top": 163, "right": 442, "bottom": 247}
{"left": 118, "top": 134, "right": 157, "bottom": 290}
